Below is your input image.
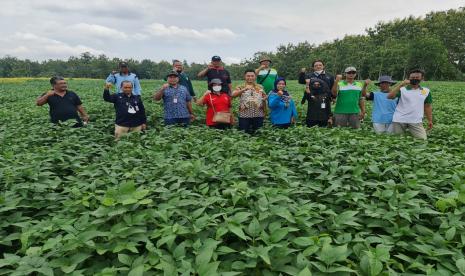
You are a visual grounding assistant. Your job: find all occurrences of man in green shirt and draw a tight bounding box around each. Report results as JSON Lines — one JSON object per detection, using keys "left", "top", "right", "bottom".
{"left": 255, "top": 56, "right": 278, "bottom": 94}
{"left": 332, "top": 66, "right": 370, "bottom": 128}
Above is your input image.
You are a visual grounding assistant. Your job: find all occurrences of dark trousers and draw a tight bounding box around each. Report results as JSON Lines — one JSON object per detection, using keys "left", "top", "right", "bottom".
{"left": 209, "top": 124, "right": 231, "bottom": 130}
{"left": 238, "top": 117, "right": 264, "bottom": 134}
{"left": 165, "top": 117, "right": 190, "bottom": 127}
{"left": 273, "top": 123, "right": 291, "bottom": 129}
{"left": 306, "top": 119, "right": 328, "bottom": 127}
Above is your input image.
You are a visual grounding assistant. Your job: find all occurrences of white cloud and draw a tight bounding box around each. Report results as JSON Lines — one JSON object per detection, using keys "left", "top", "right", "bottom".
{"left": 222, "top": 56, "right": 243, "bottom": 65}
{"left": 68, "top": 23, "right": 128, "bottom": 40}
{"left": 145, "top": 23, "right": 238, "bottom": 42}
{"left": 0, "top": 32, "right": 102, "bottom": 58}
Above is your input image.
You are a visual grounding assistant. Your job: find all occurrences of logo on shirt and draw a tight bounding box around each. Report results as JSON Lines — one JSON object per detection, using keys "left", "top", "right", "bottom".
{"left": 421, "top": 89, "right": 427, "bottom": 95}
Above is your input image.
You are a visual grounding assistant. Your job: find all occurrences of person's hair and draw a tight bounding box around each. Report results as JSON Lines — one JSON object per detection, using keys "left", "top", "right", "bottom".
{"left": 120, "top": 80, "right": 133, "bottom": 88}
{"left": 172, "top": 59, "right": 181, "bottom": 65}
{"left": 312, "top": 59, "right": 324, "bottom": 67}
{"left": 50, "top": 76, "right": 64, "bottom": 85}
{"left": 244, "top": 69, "right": 256, "bottom": 75}
{"left": 408, "top": 68, "right": 425, "bottom": 77}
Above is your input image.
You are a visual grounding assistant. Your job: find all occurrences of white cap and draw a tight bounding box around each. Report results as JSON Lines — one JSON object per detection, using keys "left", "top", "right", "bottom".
{"left": 344, "top": 66, "right": 357, "bottom": 73}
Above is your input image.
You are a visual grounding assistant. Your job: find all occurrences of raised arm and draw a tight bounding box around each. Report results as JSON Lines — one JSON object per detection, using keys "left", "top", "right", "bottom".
{"left": 196, "top": 91, "right": 210, "bottom": 106}
{"left": 388, "top": 80, "right": 409, "bottom": 99}
{"left": 332, "top": 74, "right": 342, "bottom": 97}
{"left": 36, "top": 90, "right": 54, "bottom": 106}
{"left": 153, "top": 84, "right": 169, "bottom": 101}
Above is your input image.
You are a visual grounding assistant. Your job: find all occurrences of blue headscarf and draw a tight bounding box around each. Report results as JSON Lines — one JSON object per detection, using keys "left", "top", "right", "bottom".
{"left": 272, "top": 77, "right": 289, "bottom": 96}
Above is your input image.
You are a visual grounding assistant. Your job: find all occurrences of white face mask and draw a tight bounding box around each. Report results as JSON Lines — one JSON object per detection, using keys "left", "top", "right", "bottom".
{"left": 212, "top": 85, "right": 222, "bottom": 92}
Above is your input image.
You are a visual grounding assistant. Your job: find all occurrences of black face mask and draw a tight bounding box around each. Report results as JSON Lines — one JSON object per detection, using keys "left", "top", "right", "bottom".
{"left": 410, "top": 79, "right": 421, "bottom": 86}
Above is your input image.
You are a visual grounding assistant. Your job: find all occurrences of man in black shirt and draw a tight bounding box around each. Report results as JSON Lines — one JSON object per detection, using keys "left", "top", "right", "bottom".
{"left": 36, "top": 76, "right": 89, "bottom": 127}
{"left": 299, "top": 59, "right": 335, "bottom": 104}
{"left": 197, "top": 56, "right": 232, "bottom": 94}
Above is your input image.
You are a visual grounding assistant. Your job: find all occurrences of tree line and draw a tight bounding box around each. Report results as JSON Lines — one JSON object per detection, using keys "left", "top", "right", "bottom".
{"left": 1, "top": 7, "right": 464, "bottom": 81}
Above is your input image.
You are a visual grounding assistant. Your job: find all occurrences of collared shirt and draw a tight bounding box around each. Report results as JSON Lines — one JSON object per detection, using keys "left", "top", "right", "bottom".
{"left": 162, "top": 85, "right": 192, "bottom": 119}
{"left": 106, "top": 72, "right": 142, "bottom": 95}
{"left": 393, "top": 86, "right": 432, "bottom": 123}
{"left": 42, "top": 90, "right": 82, "bottom": 124}
{"left": 164, "top": 71, "right": 196, "bottom": 97}
{"left": 103, "top": 89, "right": 147, "bottom": 127}
{"left": 334, "top": 81, "right": 364, "bottom": 114}
{"left": 257, "top": 68, "right": 278, "bottom": 94}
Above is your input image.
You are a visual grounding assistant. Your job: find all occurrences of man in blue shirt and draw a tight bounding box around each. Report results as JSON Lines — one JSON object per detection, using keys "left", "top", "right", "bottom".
{"left": 365, "top": 75, "right": 397, "bottom": 134}
{"left": 105, "top": 61, "right": 142, "bottom": 95}
{"left": 153, "top": 71, "right": 195, "bottom": 127}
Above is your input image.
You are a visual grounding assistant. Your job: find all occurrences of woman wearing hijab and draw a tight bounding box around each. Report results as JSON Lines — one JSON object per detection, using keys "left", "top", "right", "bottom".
{"left": 304, "top": 78, "right": 333, "bottom": 127}
{"left": 196, "top": 78, "right": 233, "bottom": 129}
{"left": 267, "top": 77, "right": 298, "bottom": 128}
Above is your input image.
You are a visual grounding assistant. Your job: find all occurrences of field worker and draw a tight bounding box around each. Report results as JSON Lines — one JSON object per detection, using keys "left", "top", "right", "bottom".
{"left": 365, "top": 75, "right": 397, "bottom": 134}
{"left": 299, "top": 59, "right": 335, "bottom": 105}
{"left": 388, "top": 69, "right": 433, "bottom": 140}
{"left": 105, "top": 61, "right": 142, "bottom": 95}
{"left": 255, "top": 56, "right": 278, "bottom": 94}
{"left": 153, "top": 71, "right": 195, "bottom": 127}
{"left": 196, "top": 78, "right": 233, "bottom": 129}
{"left": 103, "top": 81, "right": 147, "bottom": 140}
{"left": 169, "top": 59, "right": 196, "bottom": 100}
{"left": 332, "top": 66, "right": 370, "bottom": 128}
{"left": 197, "top": 55, "right": 232, "bottom": 94}
{"left": 267, "top": 77, "right": 297, "bottom": 128}
{"left": 36, "top": 76, "right": 89, "bottom": 127}
{"left": 304, "top": 78, "right": 333, "bottom": 127}
{"left": 232, "top": 69, "right": 267, "bottom": 134}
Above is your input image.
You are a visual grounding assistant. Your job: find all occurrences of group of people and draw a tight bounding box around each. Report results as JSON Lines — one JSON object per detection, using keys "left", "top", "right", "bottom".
{"left": 36, "top": 56, "right": 434, "bottom": 140}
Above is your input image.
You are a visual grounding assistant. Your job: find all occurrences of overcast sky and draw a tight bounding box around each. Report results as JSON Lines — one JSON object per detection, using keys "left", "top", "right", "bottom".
{"left": 1, "top": 0, "right": 463, "bottom": 64}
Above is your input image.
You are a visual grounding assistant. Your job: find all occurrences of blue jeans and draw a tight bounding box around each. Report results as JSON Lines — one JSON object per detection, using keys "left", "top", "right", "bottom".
{"left": 238, "top": 117, "right": 264, "bottom": 134}
{"left": 164, "top": 117, "right": 190, "bottom": 127}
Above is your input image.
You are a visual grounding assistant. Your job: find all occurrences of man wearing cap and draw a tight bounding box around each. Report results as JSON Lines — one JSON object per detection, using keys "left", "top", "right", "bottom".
{"left": 169, "top": 60, "right": 196, "bottom": 99}
{"left": 255, "top": 56, "right": 278, "bottom": 94}
{"left": 153, "top": 71, "right": 195, "bottom": 127}
{"left": 105, "top": 62, "right": 142, "bottom": 95}
{"left": 299, "top": 59, "right": 335, "bottom": 105}
{"left": 387, "top": 69, "right": 433, "bottom": 140}
{"left": 197, "top": 56, "right": 232, "bottom": 94}
{"left": 365, "top": 76, "right": 398, "bottom": 134}
{"left": 332, "top": 66, "right": 370, "bottom": 128}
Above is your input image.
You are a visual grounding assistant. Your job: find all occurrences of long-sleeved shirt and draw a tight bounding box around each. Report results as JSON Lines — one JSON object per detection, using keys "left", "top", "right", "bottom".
{"left": 304, "top": 87, "right": 332, "bottom": 122}
{"left": 103, "top": 89, "right": 146, "bottom": 127}
{"left": 268, "top": 91, "right": 298, "bottom": 125}
{"left": 299, "top": 71, "right": 334, "bottom": 104}
{"left": 105, "top": 72, "right": 142, "bottom": 95}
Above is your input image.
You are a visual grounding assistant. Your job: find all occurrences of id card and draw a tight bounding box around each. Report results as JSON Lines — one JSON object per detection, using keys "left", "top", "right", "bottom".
{"left": 173, "top": 98, "right": 178, "bottom": 103}
{"left": 321, "top": 103, "right": 326, "bottom": 109}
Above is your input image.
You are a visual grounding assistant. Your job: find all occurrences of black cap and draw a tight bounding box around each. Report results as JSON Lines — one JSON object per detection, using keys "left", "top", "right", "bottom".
{"left": 119, "top": 61, "right": 128, "bottom": 67}
{"left": 166, "top": 70, "right": 179, "bottom": 78}
{"left": 211, "top": 55, "right": 221, "bottom": 61}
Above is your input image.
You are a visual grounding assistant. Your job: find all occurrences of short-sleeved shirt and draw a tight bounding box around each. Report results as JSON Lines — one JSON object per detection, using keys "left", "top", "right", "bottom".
{"left": 106, "top": 72, "right": 142, "bottom": 95}
{"left": 257, "top": 68, "right": 278, "bottom": 94}
{"left": 366, "top": 91, "right": 397, "bottom": 124}
{"left": 43, "top": 90, "right": 82, "bottom": 124}
{"left": 206, "top": 68, "right": 232, "bottom": 93}
{"left": 162, "top": 85, "right": 192, "bottom": 119}
{"left": 202, "top": 93, "right": 231, "bottom": 126}
{"left": 334, "top": 81, "right": 364, "bottom": 114}
{"left": 392, "top": 86, "right": 432, "bottom": 123}
{"left": 237, "top": 84, "right": 266, "bottom": 118}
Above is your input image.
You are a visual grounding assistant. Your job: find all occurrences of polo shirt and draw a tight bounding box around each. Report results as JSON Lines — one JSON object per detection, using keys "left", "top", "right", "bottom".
{"left": 105, "top": 72, "right": 142, "bottom": 95}
{"left": 334, "top": 81, "right": 364, "bottom": 114}
{"left": 43, "top": 90, "right": 82, "bottom": 124}
{"left": 392, "top": 86, "right": 432, "bottom": 123}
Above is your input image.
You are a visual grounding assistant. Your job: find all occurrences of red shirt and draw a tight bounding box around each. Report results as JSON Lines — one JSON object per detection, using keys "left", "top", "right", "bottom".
{"left": 202, "top": 93, "right": 231, "bottom": 126}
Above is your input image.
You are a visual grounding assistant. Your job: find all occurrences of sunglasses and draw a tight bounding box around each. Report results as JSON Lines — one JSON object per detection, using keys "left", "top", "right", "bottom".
{"left": 346, "top": 71, "right": 356, "bottom": 74}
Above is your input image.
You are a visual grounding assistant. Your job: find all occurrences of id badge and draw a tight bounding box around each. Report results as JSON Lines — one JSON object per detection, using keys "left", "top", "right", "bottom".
{"left": 321, "top": 103, "right": 326, "bottom": 109}
{"left": 173, "top": 98, "right": 178, "bottom": 103}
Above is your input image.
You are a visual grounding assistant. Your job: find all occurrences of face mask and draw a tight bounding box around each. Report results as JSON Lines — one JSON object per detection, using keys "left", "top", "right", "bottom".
{"left": 409, "top": 79, "right": 421, "bottom": 85}
{"left": 176, "top": 69, "right": 182, "bottom": 73}
{"left": 212, "top": 86, "right": 222, "bottom": 92}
